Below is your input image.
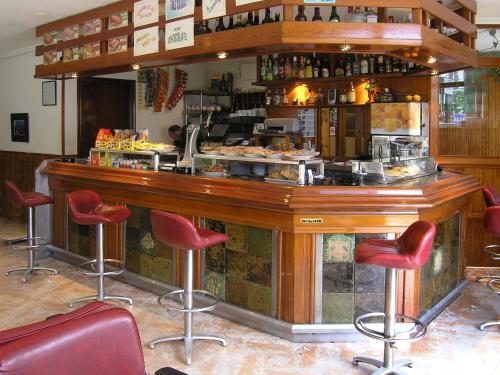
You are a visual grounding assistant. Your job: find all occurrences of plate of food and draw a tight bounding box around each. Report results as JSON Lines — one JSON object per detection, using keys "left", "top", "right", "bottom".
{"left": 283, "top": 151, "right": 320, "bottom": 160}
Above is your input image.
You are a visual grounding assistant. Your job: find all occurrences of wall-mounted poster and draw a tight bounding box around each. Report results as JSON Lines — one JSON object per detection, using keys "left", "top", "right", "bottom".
{"left": 11, "top": 113, "right": 29, "bottom": 143}
{"left": 165, "top": 18, "right": 194, "bottom": 50}
{"left": 202, "top": 0, "right": 226, "bottom": 20}
{"left": 134, "top": 0, "right": 159, "bottom": 27}
{"left": 134, "top": 26, "right": 159, "bottom": 56}
{"left": 166, "top": 0, "right": 194, "bottom": 20}
{"left": 235, "top": 0, "right": 262, "bottom": 5}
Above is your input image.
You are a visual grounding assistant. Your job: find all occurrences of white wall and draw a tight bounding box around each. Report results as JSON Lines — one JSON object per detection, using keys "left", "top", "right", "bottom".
{"left": 0, "top": 49, "right": 62, "bottom": 154}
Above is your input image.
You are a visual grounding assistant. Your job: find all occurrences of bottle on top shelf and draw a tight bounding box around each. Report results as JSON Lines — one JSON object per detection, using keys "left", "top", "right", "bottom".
{"left": 295, "top": 5, "right": 307, "bottom": 21}
{"left": 262, "top": 8, "right": 273, "bottom": 24}
{"left": 329, "top": 6, "right": 340, "bottom": 22}
{"left": 253, "top": 10, "right": 260, "bottom": 25}
{"left": 203, "top": 20, "right": 211, "bottom": 33}
{"left": 246, "top": 12, "right": 254, "bottom": 27}
{"left": 321, "top": 57, "right": 330, "bottom": 77}
{"left": 305, "top": 57, "right": 313, "bottom": 78}
{"left": 298, "top": 56, "right": 305, "bottom": 79}
{"left": 215, "top": 17, "right": 225, "bottom": 32}
{"left": 313, "top": 57, "right": 320, "bottom": 78}
{"left": 348, "top": 81, "right": 356, "bottom": 103}
{"left": 284, "top": 57, "right": 292, "bottom": 79}
{"left": 274, "top": 13, "right": 280, "bottom": 22}
{"left": 334, "top": 59, "right": 345, "bottom": 77}
{"left": 291, "top": 56, "right": 298, "bottom": 78}
{"left": 278, "top": 57, "right": 285, "bottom": 79}
{"left": 234, "top": 15, "right": 244, "bottom": 28}
{"left": 312, "top": 7, "right": 322, "bottom": 22}
{"left": 227, "top": 16, "right": 234, "bottom": 30}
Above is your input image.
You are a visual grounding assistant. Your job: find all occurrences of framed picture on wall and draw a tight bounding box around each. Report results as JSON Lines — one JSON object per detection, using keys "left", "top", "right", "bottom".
{"left": 11, "top": 113, "right": 29, "bottom": 142}
{"left": 42, "top": 80, "right": 57, "bottom": 106}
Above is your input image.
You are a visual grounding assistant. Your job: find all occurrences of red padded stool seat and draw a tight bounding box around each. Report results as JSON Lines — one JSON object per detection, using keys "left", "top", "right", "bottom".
{"left": 352, "top": 221, "right": 436, "bottom": 375}
{"left": 4, "top": 181, "right": 58, "bottom": 282}
{"left": 149, "top": 209, "right": 229, "bottom": 365}
{"left": 483, "top": 184, "right": 500, "bottom": 207}
{"left": 67, "top": 190, "right": 132, "bottom": 307}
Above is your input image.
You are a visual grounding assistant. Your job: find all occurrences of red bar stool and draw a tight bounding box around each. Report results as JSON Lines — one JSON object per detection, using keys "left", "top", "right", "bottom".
{"left": 478, "top": 205, "right": 500, "bottom": 331}
{"left": 352, "top": 221, "right": 436, "bottom": 375}
{"left": 476, "top": 185, "right": 500, "bottom": 284}
{"left": 67, "top": 190, "right": 132, "bottom": 307}
{"left": 148, "top": 210, "right": 228, "bottom": 365}
{"left": 4, "top": 181, "right": 58, "bottom": 282}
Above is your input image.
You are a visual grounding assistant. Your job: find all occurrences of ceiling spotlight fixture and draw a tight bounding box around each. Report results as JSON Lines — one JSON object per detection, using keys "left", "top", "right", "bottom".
{"left": 132, "top": 63, "right": 141, "bottom": 70}
{"left": 430, "top": 69, "right": 439, "bottom": 75}
{"left": 427, "top": 56, "right": 437, "bottom": 64}
{"left": 71, "top": 72, "right": 78, "bottom": 78}
{"left": 339, "top": 44, "right": 352, "bottom": 52}
{"left": 217, "top": 51, "right": 228, "bottom": 59}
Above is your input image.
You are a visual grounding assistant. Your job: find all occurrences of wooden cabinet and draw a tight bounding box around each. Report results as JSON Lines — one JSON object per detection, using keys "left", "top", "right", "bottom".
{"left": 319, "top": 105, "right": 369, "bottom": 160}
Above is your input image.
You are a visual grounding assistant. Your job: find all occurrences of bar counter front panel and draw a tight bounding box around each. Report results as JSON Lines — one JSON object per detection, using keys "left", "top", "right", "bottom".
{"left": 44, "top": 161, "right": 480, "bottom": 342}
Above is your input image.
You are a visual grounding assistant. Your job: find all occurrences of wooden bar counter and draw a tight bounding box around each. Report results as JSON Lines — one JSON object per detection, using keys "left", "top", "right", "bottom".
{"left": 43, "top": 160, "right": 480, "bottom": 342}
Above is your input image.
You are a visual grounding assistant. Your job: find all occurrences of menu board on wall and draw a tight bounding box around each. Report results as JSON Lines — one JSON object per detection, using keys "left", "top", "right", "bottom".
{"left": 134, "top": 0, "right": 159, "bottom": 27}
{"left": 203, "top": 0, "right": 226, "bottom": 20}
{"left": 166, "top": 0, "right": 195, "bottom": 20}
{"left": 165, "top": 18, "right": 194, "bottom": 50}
{"left": 134, "top": 26, "right": 159, "bottom": 55}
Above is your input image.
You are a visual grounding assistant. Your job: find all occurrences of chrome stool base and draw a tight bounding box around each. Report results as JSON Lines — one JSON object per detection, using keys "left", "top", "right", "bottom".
{"left": 353, "top": 357, "right": 412, "bottom": 375}
{"left": 69, "top": 294, "right": 133, "bottom": 308}
{"left": 5, "top": 266, "right": 58, "bottom": 283}
{"left": 479, "top": 320, "right": 500, "bottom": 331}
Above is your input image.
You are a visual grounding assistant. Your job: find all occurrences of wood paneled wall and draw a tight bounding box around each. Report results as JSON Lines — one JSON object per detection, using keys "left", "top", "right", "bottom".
{"left": 437, "top": 70, "right": 500, "bottom": 267}
{"left": 0, "top": 151, "right": 62, "bottom": 221}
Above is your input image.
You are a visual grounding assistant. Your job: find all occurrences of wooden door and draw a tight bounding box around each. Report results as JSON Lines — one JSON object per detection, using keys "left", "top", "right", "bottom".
{"left": 342, "top": 106, "right": 367, "bottom": 158}
{"left": 78, "top": 77, "right": 135, "bottom": 158}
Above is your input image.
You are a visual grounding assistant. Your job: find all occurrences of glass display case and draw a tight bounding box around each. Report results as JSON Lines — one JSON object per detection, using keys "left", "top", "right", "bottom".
{"left": 89, "top": 148, "right": 179, "bottom": 171}
{"left": 357, "top": 156, "right": 437, "bottom": 184}
{"left": 192, "top": 154, "right": 324, "bottom": 185}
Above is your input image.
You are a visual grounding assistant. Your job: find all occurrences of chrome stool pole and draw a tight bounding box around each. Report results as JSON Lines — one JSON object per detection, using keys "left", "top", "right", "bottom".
{"left": 148, "top": 249, "right": 226, "bottom": 365}
{"left": 5, "top": 206, "right": 58, "bottom": 283}
{"left": 70, "top": 223, "right": 132, "bottom": 307}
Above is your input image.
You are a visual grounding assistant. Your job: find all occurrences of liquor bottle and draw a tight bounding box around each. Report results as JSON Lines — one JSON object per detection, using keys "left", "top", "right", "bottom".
{"left": 260, "top": 56, "right": 267, "bottom": 80}
{"left": 392, "top": 58, "right": 401, "bottom": 73}
{"left": 313, "top": 57, "right": 320, "bottom": 78}
{"left": 203, "top": 20, "right": 211, "bottom": 33}
{"left": 360, "top": 54, "right": 369, "bottom": 74}
{"left": 329, "top": 6, "right": 340, "bottom": 22}
{"left": 273, "top": 89, "right": 281, "bottom": 105}
{"left": 407, "top": 61, "right": 415, "bottom": 71}
{"left": 334, "top": 59, "right": 345, "bottom": 76}
{"left": 348, "top": 81, "right": 356, "bottom": 103}
{"left": 227, "top": 16, "right": 234, "bottom": 30}
{"left": 305, "top": 57, "right": 313, "bottom": 78}
{"left": 194, "top": 21, "right": 204, "bottom": 35}
{"left": 234, "top": 15, "right": 244, "bottom": 28}
{"left": 345, "top": 56, "right": 352, "bottom": 77}
{"left": 253, "top": 10, "right": 260, "bottom": 25}
{"left": 291, "top": 56, "right": 298, "bottom": 78}
{"left": 401, "top": 60, "right": 407, "bottom": 73}
{"left": 265, "top": 89, "right": 272, "bottom": 105}
{"left": 298, "top": 56, "right": 305, "bottom": 79}
{"left": 321, "top": 57, "right": 330, "bottom": 77}
{"left": 278, "top": 57, "right": 285, "bottom": 79}
{"left": 262, "top": 8, "right": 273, "bottom": 24}
{"left": 295, "top": 5, "right": 307, "bottom": 21}
{"left": 384, "top": 56, "right": 392, "bottom": 73}
{"left": 266, "top": 56, "right": 273, "bottom": 80}
{"left": 246, "top": 12, "right": 254, "bottom": 27}
{"left": 315, "top": 87, "right": 324, "bottom": 105}
{"left": 282, "top": 88, "right": 289, "bottom": 104}
{"left": 312, "top": 7, "right": 322, "bottom": 22}
{"left": 215, "top": 17, "right": 226, "bottom": 32}
{"left": 272, "top": 54, "right": 279, "bottom": 79}
{"left": 284, "top": 57, "right": 292, "bottom": 78}
{"left": 377, "top": 55, "right": 385, "bottom": 73}
{"left": 353, "top": 55, "right": 360, "bottom": 76}
{"left": 274, "top": 13, "right": 281, "bottom": 22}
{"left": 219, "top": 74, "right": 227, "bottom": 91}
{"left": 368, "top": 55, "right": 376, "bottom": 74}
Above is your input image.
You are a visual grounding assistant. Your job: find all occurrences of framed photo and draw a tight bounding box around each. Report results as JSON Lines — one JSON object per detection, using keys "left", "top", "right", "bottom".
{"left": 11, "top": 113, "right": 29, "bottom": 143}
{"left": 42, "top": 80, "right": 57, "bottom": 106}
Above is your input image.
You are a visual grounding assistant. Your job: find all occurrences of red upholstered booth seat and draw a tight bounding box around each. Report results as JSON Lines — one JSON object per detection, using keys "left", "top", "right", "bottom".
{"left": 5, "top": 181, "right": 53, "bottom": 208}
{"left": 483, "top": 185, "right": 500, "bottom": 207}
{"left": 0, "top": 302, "right": 145, "bottom": 375}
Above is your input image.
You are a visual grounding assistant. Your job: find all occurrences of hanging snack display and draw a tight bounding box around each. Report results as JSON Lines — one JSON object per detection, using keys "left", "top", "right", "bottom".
{"left": 137, "top": 71, "right": 146, "bottom": 111}
{"left": 166, "top": 69, "right": 188, "bottom": 110}
{"left": 153, "top": 68, "right": 169, "bottom": 112}
{"left": 144, "top": 69, "right": 159, "bottom": 107}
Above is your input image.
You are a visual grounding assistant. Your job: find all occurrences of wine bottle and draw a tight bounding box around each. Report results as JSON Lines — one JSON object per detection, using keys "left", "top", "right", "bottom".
{"left": 291, "top": 56, "right": 298, "bottom": 78}
{"left": 295, "top": 5, "right": 307, "bottom": 21}
{"left": 234, "top": 15, "right": 244, "bottom": 28}
{"left": 313, "top": 57, "right": 320, "bottom": 78}
{"left": 298, "top": 56, "right": 305, "bottom": 79}
{"left": 227, "top": 16, "right": 234, "bottom": 30}
{"left": 305, "top": 57, "right": 313, "bottom": 78}
{"left": 353, "top": 55, "right": 360, "bottom": 76}
{"left": 278, "top": 57, "right": 285, "bottom": 79}
{"left": 272, "top": 54, "right": 279, "bottom": 80}
{"left": 360, "top": 54, "right": 369, "bottom": 74}
{"left": 348, "top": 81, "right": 356, "bottom": 103}
{"left": 247, "top": 12, "right": 253, "bottom": 27}
{"left": 215, "top": 17, "right": 225, "bottom": 32}
{"left": 266, "top": 55, "right": 273, "bottom": 81}
{"left": 260, "top": 56, "right": 267, "bottom": 81}
{"left": 274, "top": 12, "right": 280, "bottom": 22}
{"left": 312, "top": 7, "right": 322, "bottom": 22}
{"left": 253, "top": 10, "right": 260, "bottom": 25}
{"left": 284, "top": 57, "right": 292, "bottom": 79}
{"left": 334, "top": 59, "right": 345, "bottom": 77}
{"left": 321, "top": 57, "right": 330, "bottom": 77}
{"left": 329, "top": 6, "right": 340, "bottom": 22}
{"left": 262, "top": 8, "right": 273, "bottom": 24}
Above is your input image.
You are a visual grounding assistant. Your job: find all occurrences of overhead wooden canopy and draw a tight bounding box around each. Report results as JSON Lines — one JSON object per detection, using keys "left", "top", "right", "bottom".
{"left": 34, "top": 0, "right": 478, "bottom": 79}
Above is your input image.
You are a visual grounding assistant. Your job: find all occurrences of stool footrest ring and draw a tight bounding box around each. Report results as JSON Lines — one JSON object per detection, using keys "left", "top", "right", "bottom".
{"left": 483, "top": 244, "right": 500, "bottom": 260}
{"left": 11, "top": 237, "right": 52, "bottom": 250}
{"left": 75, "top": 259, "right": 125, "bottom": 277}
{"left": 354, "top": 312, "right": 427, "bottom": 342}
{"left": 158, "top": 289, "right": 220, "bottom": 313}
{"left": 487, "top": 278, "right": 500, "bottom": 294}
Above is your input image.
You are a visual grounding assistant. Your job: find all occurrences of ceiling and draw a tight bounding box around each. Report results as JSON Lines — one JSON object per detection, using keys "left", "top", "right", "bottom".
{"left": 0, "top": 0, "right": 498, "bottom": 57}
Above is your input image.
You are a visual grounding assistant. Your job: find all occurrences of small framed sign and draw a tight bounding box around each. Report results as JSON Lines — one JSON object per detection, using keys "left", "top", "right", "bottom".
{"left": 165, "top": 18, "right": 194, "bottom": 50}
{"left": 42, "top": 80, "right": 57, "bottom": 106}
{"left": 11, "top": 113, "right": 29, "bottom": 143}
{"left": 134, "top": 0, "right": 159, "bottom": 27}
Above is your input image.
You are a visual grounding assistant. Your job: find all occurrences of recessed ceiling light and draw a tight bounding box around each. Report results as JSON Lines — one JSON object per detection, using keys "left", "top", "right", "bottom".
{"left": 427, "top": 56, "right": 437, "bottom": 64}
{"left": 71, "top": 72, "right": 78, "bottom": 78}
{"left": 430, "top": 69, "right": 438, "bottom": 75}
{"left": 217, "top": 51, "right": 228, "bottom": 59}
{"left": 339, "top": 44, "right": 352, "bottom": 52}
{"left": 132, "top": 63, "right": 141, "bottom": 70}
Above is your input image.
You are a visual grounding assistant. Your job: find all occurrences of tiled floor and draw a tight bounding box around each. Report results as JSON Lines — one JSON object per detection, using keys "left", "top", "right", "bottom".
{"left": 0, "top": 217, "right": 498, "bottom": 375}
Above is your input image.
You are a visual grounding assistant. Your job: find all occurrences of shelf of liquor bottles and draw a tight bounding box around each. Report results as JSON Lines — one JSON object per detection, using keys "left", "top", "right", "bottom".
{"left": 252, "top": 74, "right": 406, "bottom": 87}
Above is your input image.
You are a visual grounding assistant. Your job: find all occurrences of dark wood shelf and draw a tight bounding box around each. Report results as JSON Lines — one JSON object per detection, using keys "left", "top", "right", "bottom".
{"left": 252, "top": 73, "right": 405, "bottom": 87}
{"left": 264, "top": 103, "right": 368, "bottom": 108}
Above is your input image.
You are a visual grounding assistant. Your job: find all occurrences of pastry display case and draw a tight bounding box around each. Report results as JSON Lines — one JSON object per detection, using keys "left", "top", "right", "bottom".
{"left": 357, "top": 156, "right": 438, "bottom": 184}
{"left": 192, "top": 153, "right": 324, "bottom": 185}
{"left": 89, "top": 149, "right": 179, "bottom": 171}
